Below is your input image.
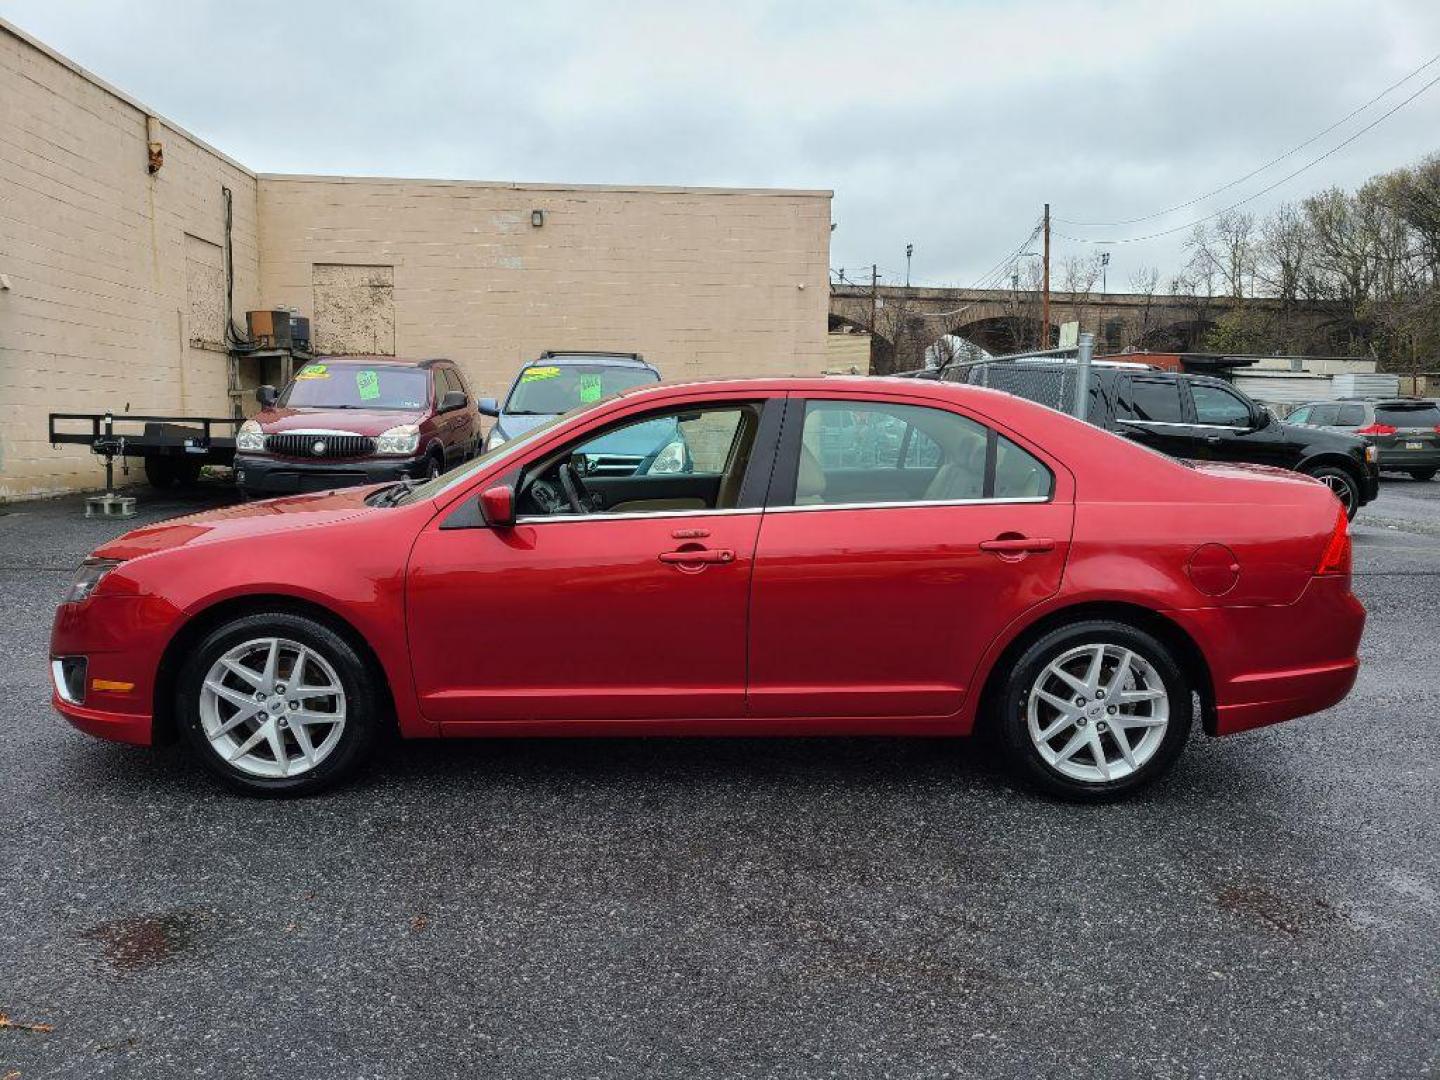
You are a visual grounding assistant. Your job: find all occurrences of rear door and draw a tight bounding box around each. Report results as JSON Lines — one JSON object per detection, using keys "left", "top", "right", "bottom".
{"left": 746, "top": 392, "right": 1073, "bottom": 720}
{"left": 1113, "top": 375, "right": 1195, "bottom": 458}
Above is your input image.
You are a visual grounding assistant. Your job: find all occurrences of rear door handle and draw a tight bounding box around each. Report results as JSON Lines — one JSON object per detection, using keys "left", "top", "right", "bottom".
{"left": 979, "top": 536, "right": 1055, "bottom": 554}
{"left": 658, "top": 548, "right": 735, "bottom": 565}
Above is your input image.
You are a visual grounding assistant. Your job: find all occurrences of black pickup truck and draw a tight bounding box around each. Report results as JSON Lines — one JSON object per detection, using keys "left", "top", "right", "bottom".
{"left": 947, "top": 360, "right": 1380, "bottom": 519}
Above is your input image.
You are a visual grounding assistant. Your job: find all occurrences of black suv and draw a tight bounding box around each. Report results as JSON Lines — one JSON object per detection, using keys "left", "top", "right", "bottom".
{"left": 949, "top": 360, "right": 1379, "bottom": 518}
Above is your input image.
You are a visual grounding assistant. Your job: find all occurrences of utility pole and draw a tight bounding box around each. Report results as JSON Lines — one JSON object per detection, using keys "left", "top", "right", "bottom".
{"left": 1100, "top": 251, "right": 1110, "bottom": 295}
{"left": 869, "top": 264, "right": 879, "bottom": 372}
{"left": 1041, "top": 203, "right": 1051, "bottom": 350}
{"left": 905, "top": 244, "right": 914, "bottom": 287}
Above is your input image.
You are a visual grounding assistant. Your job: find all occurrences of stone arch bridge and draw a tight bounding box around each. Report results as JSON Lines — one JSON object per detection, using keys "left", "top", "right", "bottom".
{"left": 829, "top": 285, "right": 1334, "bottom": 369}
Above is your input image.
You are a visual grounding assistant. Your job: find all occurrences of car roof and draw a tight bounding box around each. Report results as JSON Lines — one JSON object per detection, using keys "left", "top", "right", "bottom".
{"left": 530, "top": 351, "right": 650, "bottom": 368}
{"left": 313, "top": 355, "right": 449, "bottom": 368}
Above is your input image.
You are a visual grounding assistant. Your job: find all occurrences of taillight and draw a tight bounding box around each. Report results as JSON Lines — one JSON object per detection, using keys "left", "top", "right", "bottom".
{"left": 1316, "top": 508, "right": 1351, "bottom": 576}
{"left": 1354, "top": 423, "right": 1396, "bottom": 435}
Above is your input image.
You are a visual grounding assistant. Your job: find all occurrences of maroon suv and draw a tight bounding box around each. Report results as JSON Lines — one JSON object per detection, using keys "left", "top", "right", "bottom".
{"left": 234, "top": 357, "right": 478, "bottom": 497}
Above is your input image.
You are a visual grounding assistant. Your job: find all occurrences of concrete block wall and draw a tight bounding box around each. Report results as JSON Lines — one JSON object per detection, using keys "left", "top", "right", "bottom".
{"left": 258, "top": 175, "right": 832, "bottom": 402}
{"left": 0, "top": 20, "right": 260, "bottom": 499}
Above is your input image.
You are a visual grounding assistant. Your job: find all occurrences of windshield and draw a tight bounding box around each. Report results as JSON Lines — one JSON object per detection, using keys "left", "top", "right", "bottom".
{"left": 280, "top": 363, "right": 429, "bottom": 410}
{"left": 395, "top": 398, "right": 606, "bottom": 505}
{"left": 504, "top": 363, "right": 657, "bottom": 415}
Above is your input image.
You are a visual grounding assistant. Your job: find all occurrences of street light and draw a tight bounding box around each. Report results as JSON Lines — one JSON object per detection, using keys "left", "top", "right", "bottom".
{"left": 905, "top": 243, "right": 914, "bottom": 287}
{"left": 1100, "top": 251, "right": 1111, "bottom": 294}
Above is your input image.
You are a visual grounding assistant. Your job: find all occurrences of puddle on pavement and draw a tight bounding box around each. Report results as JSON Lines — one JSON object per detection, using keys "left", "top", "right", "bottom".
{"left": 83, "top": 911, "right": 202, "bottom": 972}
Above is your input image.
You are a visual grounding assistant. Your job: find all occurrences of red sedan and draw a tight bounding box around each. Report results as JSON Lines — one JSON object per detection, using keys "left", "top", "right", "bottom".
{"left": 51, "top": 377, "right": 1364, "bottom": 800}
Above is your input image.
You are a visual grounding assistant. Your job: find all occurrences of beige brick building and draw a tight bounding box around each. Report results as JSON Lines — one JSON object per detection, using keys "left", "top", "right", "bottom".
{"left": 0, "top": 19, "right": 831, "bottom": 499}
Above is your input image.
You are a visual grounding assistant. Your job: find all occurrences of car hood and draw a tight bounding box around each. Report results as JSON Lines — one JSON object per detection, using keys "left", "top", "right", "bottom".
{"left": 1275, "top": 421, "right": 1364, "bottom": 452}
{"left": 93, "top": 487, "right": 380, "bottom": 561}
{"left": 257, "top": 407, "right": 424, "bottom": 437}
{"left": 494, "top": 413, "right": 555, "bottom": 440}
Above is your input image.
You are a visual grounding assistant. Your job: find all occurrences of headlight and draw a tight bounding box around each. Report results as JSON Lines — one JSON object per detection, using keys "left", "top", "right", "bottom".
{"left": 648, "top": 439, "right": 688, "bottom": 475}
{"left": 64, "top": 558, "right": 122, "bottom": 604}
{"left": 376, "top": 425, "right": 421, "bottom": 455}
{"left": 487, "top": 429, "right": 508, "bottom": 450}
{"left": 236, "top": 419, "right": 266, "bottom": 452}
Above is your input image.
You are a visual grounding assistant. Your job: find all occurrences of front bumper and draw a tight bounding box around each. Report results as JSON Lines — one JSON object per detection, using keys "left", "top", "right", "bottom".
{"left": 50, "top": 593, "right": 186, "bottom": 747}
{"left": 234, "top": 452, "right": 429, "bottom": 495}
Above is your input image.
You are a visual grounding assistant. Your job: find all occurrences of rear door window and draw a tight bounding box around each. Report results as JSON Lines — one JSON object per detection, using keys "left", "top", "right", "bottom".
{"left": 1336, "top": 404, "right": 1367, "bottom": 427}
{"left": 1117, "top": 378, "right": 1185, "bottom": 423}
{"left": 1309, "top": 404, "right": 1340, "bottom": 426}
{"left": 1287, "top": 406, "right": 1312, "bottom": 424}
{"left": 1376, "top": 403, "right": 1440, "bottom": 428}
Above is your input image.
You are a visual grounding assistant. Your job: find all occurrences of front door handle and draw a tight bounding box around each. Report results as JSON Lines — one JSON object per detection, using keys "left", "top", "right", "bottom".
{"left": 979, "top": 536, "right": 1055, "bottom": 554}
{"left": 658, "top": 548, "right": 735, "bottom": 565}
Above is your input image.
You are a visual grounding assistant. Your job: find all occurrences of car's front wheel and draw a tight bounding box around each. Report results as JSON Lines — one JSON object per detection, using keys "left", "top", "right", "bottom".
{"left": 1305, "top": 465, "right": 1360, "bottom": 520}
{"left": 995, "top": 620, "right": 1193, "bottom": 801}
{"left": 176, "top": 611, "right": 383, "bottom": 796}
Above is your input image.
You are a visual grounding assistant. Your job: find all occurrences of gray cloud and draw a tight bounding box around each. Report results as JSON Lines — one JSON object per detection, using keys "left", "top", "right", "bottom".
{"left": 5, "top": 0, "right": 1439, "bottom": 291}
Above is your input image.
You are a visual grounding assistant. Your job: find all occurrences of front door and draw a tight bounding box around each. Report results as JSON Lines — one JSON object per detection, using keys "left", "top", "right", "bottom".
{"left": 406, "top": 398, "right": 777, "bottom": 725}
{"left": 747, "top": 394, "right": 1073, "bottom": 719}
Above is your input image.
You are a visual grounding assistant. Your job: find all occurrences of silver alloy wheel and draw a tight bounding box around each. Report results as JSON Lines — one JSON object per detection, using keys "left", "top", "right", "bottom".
{"left": 199, "top": 637, "right": 346, "bottom": 779}
{"left": 1318, "top": 473, "right": 1355, "bottom": 513}
{"left": 1026, "top": 643, "right": 1169, "bottom": 784}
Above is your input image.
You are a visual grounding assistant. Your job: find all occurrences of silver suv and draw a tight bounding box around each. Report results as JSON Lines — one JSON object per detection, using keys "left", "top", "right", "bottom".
{"left": 1287, "top": 398, "right": 1440, "bottom": 481}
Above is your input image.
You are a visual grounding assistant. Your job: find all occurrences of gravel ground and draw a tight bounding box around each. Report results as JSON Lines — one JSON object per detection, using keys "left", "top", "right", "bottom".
{"left": 1, "top": 478, "right": 1437, "bottom": 1079}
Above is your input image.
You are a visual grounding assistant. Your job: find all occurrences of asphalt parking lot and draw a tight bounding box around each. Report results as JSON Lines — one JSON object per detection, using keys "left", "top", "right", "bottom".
{"left": 2, "top": 478, "right": 1438, "bottom": 1079}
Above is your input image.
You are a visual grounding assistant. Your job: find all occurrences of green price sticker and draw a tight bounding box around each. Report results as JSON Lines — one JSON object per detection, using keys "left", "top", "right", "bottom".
{"left": 578, "top": 374, "right": 604, "bottom": 403}
{"left": 355, "top": 369, "right": 381, "bottom": 401}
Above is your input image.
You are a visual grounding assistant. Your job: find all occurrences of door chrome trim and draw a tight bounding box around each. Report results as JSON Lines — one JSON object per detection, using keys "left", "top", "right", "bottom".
{"left": 766, "top": 496, "right": 1053, "bottom": 514}
{"left": 515, "top": 507, "right": 764, "bottom": 525}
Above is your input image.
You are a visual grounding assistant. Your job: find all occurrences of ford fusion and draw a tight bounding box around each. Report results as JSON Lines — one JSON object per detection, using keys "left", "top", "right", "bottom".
{"left": 52, "top": 378, "right": 1364, "bottom": 800}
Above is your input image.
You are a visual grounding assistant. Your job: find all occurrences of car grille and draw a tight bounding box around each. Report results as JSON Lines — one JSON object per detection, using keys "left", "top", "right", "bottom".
{"left": 265, "top": 432, "right": 376, "bottom": 458}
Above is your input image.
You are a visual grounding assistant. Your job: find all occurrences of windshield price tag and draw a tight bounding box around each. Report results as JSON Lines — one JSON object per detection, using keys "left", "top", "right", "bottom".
{"left": 578, "top": 374, "right": 604, "bottom": 402}
{"left": 355, "top": 370, "right": 381, "bottom": 401}
{"left": 521, "top": 366, "right": 560, "bottom": 383}
{"left": 296, "top": 364, "right": 329, "bottom": 380}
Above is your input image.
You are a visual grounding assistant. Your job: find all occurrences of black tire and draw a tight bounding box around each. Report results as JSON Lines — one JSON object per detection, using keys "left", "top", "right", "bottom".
{"left": 1304, "top": 465, "right": 1360, "bottom": 521}
{"left": 995, "top": 619, "right": 1193, "bottom": 802}
{"left": 144, "top": 457, "right": 177, "bottom": 489}
{"left": 426, "top": 453, "right": 444, "bottom": 481}
{"left": 1408, "top": 468, "right": 1437, "bottom": 482}
{"left": 175, "top": 611, "right": 384, "bottom": 796}
{"left": 174, "top": 459, "right": 203, "bottom": 487}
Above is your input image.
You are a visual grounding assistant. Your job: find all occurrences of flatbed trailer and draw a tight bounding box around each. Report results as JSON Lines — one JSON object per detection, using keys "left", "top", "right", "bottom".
{"left": 48, "top": 411, "right": 242, "bottom": 489}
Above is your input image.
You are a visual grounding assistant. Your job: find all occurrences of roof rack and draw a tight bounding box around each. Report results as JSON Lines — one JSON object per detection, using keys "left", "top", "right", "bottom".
{"left": 538, "top": 350, "right": 646, "bottom": 364}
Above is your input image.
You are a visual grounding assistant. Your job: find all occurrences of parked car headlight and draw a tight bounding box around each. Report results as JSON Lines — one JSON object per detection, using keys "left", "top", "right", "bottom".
{"left": 236, "top": 419, "right": 266, "bottom": 452}
{"left": 487, "top": 429, "right": 508, "bottom": 450}
{"left": 376, "top": 425, "right": 421, "bottom": 455}
{"left": 64, "top": 558, "right": 122, "bottom": 604}
{"left": 648, "top": 439, "right": 688, "bottom": 475}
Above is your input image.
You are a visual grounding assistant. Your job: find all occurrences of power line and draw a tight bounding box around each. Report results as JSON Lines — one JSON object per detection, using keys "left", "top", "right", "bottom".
{"left": 1057, "top": 51, "right": 1440, "bottom": 229}
{"left": 1053, "top": 67, "right": 1440, "bottom": 246}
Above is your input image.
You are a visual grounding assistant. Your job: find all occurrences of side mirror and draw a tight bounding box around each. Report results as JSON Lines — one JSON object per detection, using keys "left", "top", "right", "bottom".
{"left": 477, "top": 397, "right": 500, "bottom": 417}
{"left": 255, "top": 384, "right": 278, "bottom": 409}
{"left": 439, "top": 390, "right": 467, "bottom": 413}
{"left": 479, "top": 484, "right": 515, "bottom": 528}
{"left": 1251, "top": 405, "right": 1271, "bottom": 429}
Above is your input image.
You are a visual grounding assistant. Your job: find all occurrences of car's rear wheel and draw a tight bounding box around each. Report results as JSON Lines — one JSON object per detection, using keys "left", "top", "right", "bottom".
{"left": 1305, "top": 465, "right": 1360, "bottom": 520}
{"left": 996, "top": 620, "right": 1193, "bottom": 801}
{"left": 1408, "top": 468, "right": 1436, "bottom": 482}
{"left": 176, "top": 611, "right": 383, "bottom": 796}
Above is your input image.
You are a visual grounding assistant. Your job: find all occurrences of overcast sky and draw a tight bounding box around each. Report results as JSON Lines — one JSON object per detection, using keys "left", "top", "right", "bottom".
{"left": 5, "top": 0, "right": 1440, "bottom": 292}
